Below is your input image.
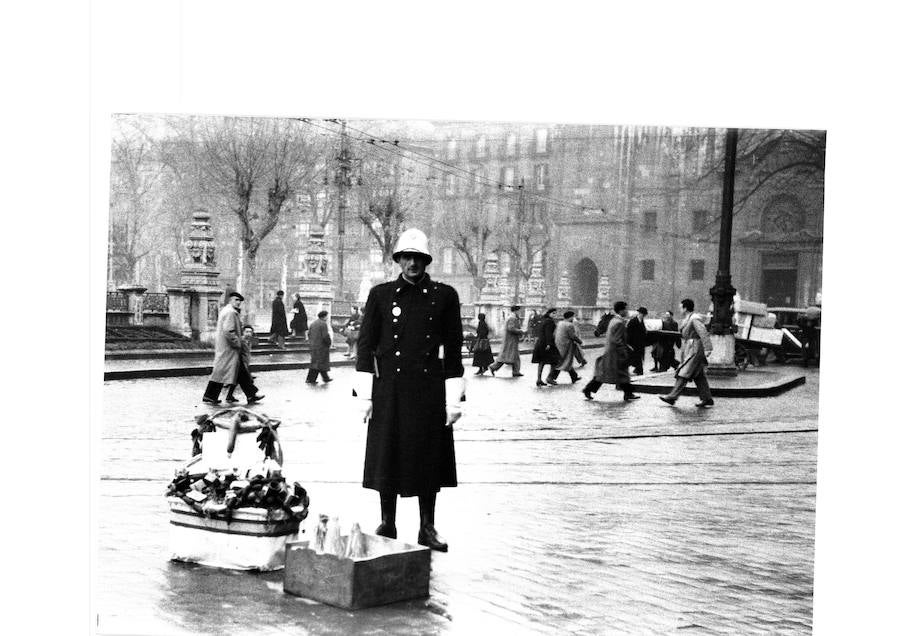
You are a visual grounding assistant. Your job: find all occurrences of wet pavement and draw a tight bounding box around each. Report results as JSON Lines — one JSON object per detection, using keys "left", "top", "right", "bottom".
{"left": 98, "top": 364, "right": 817, "bottom": 635}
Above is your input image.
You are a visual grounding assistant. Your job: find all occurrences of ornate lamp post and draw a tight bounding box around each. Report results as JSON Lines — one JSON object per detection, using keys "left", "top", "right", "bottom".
{"left": 707, "top": 128, "right": 739, "bottom": 375}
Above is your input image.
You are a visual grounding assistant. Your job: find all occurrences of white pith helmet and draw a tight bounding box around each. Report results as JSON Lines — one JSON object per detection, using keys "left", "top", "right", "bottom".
{"left": 392, "top": 228, "right": 432, "bottom": 265}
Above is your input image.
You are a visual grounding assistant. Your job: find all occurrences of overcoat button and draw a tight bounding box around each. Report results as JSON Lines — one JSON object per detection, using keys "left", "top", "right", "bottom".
{"left": 396, "top": 288, "right": 401, "bottom": 292}
{"left": 426, "top": 335, "right": 430, "bottom": 339}
{"left": 393, "top": 318, "right": 398, "bottom": 323}
{"left": 396, "top": 368, "right": 400, "bottom": 372}
{"left": 423, "top": 289, "right": 428, "bottom": 294}
{"left": 394, "top": 335, "right": 398, "bottom": 339}
{"left": 395, "top": 351, "right": 400, "bottom": 356}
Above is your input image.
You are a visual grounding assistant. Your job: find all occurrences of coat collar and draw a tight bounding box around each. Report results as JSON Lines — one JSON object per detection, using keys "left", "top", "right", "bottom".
{"left": 395, "top": 272, "right": 432, "bottom": 293}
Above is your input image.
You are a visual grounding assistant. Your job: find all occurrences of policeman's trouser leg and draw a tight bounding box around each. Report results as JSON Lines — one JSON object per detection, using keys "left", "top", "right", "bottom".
{"left": 693, "top": 371, "right": 712, "bottom": 402}
{"left": 418, "top": 491, "right": 437, "bottom": 528}
{"left": 380, "top": 491, "right": 397, "bottom": 527}
{"left": 203, "top": 381, "right": 223, "bottom": 401}
{"left": 664, "top": 377, "right": 688, "bottom": 401}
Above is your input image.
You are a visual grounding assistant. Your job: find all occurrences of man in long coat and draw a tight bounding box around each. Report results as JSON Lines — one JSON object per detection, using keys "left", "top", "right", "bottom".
{"left": 547, "top": 310, "right": 582, "bottom": 384}
{"left": 488, "top": 305, "right": 525, "bottom": 377}
{"left": 652, "top": 310, "right": 681, "bottom": 372}
{"left": 354, "top": 228, "right": 465, "bottom": 552}
{"left": 532, "top": 308, "right": 560, "bottom": 386}
{"left": 659, "top": 298, "right": 714, "bottom": 407}
{"left": 626, "top": 306, "right": 648, "bottom": 375}
{"left": 306, "top": 310, "right": 333, "bottom": 384}
{"left": 268, "top": 290, "right": 290, "bottom": 349}
{"left": 289, "top": 293, "right": 308, "bottom": 340}
{"left": 582, "top": 300, "right": 640, "bottom": 401}
{"left": 202, "top": 292, "right": 264, "bottom": 405}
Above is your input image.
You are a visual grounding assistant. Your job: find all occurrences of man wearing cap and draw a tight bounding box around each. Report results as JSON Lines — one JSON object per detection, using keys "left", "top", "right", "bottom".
{"left": 202, "top": 292, "right": 264, "bottom": 405}
{"left": 547, "top": 310, "right": 583, "bottom": 384}
{"left": 268, "top": 290, "right": 290, "bottom": 349}
{"left": 626, "top": 306, "right": 649, "bottom": 375}
{"left": 488, "top": 305, "right": 526, "bottom": 377}
{"left": 354, "top": 228, "right": 465, "bottom": 552}
{"left": 582, "top": 300, "right": 640, "bottom": 401}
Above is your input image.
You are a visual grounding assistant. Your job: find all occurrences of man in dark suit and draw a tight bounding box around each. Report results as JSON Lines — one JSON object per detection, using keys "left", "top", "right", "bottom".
{"left": 626, "top": 306, "right": 648, "bottom": 375}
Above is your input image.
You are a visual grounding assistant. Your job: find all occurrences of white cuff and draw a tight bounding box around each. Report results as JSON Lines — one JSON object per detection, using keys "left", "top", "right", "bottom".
{"left": 445, "top": 377, "right": 466, "bottom": 408}
{"left": 353, "top": 372, "right": 373, "bottom": 400}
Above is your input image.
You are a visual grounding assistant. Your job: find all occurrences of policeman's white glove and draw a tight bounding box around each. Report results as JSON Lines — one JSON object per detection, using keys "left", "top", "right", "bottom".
{"left": 353, "top": 372, "right": 374, "bottom": 423}
{"left": 445, "top": 377, "right": 465, "bottom": 427}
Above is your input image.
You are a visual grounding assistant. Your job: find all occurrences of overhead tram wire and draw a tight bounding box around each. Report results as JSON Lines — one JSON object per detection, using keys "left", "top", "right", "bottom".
{"left": 296, "top": 118, "right": 728, "bottom": 248}
{"left": 298, "top": 118, "right": 592, "bottom": 213}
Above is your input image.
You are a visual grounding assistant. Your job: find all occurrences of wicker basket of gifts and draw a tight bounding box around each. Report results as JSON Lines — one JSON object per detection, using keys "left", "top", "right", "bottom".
{"left": 165, "top": 407, "right": 310, "bottom": 571}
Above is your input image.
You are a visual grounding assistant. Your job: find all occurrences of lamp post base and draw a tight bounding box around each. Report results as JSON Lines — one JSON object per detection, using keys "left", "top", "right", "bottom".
{"left": 707, "top": 333, "right": 738, "bottom": 376}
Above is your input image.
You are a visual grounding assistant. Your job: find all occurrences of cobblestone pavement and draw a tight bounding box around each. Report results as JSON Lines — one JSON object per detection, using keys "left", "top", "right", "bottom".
{"left": 97, "top": 363, "right": 818, "bottom": 635}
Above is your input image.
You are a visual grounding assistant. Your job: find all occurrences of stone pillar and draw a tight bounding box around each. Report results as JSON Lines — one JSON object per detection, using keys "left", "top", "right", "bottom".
{"left": 525, "top": 259, "right": 546, "bottom": 309}
{"left": 557, "top": 267, "right": 571, "bottom": 307}
{"left": 172, "top": 210, "right": 222, "bottom": 344}
{"left": 117, "top": 285, "right": 147, "bottom": 326}
{"left": 597, "top": 274, "right": 611, "bottom": 311}
{"left": 290, "top": 224, "right": 334, "bottom": 318}
{"left": 477, "top": 254, "right": 507, "bottom": 335}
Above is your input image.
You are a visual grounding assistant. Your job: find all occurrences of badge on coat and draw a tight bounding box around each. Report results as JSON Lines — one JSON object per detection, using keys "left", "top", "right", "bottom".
{"left": 392, "top": 307, "right": 402, "bottom": 317}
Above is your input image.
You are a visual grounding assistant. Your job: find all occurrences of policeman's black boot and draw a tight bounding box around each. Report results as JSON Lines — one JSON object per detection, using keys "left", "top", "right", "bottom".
{"left": 375, "top": 491, "right": 397, "bottom": 539}
{"left": 418, "top": 492, "right": 448, "bottom": 552}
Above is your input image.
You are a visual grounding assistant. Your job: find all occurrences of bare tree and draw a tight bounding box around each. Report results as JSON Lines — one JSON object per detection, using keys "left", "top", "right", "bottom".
{"left": 437, "top": 195, "right": 496, "bottom": 298}
{"left": 496, "top": 188, "right": 553, "bottom": 303}
{"left": 108, "top": 118, "right": 164, "bottom": 287}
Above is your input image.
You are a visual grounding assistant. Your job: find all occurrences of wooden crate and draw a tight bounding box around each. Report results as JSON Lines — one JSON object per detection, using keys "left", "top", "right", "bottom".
{"left": 283, "top": 534, "right": 431, "bottom": 609}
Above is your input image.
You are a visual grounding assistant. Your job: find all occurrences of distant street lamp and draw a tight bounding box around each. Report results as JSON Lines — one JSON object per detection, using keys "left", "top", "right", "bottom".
{"left": 707, "top": 128, "right": 739, "bottom": 376}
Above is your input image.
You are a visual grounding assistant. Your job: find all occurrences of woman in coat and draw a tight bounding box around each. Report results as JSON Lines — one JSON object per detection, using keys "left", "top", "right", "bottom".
{"left": 548, "top": 310, "right": 583, "bottom": 384}
{"left": 289, "top": 293, "right": 308, "bottom": 340}
{"left": 532, "top": 308, "right": 560, "bottom": 386}
{"left": 488, "top": 305, "right": 525, "bottom": 377}
{"left": 582, "top": 301, "right": 640, "bottom": 401}
{"left": 305, "top": 310, "right": 333, "bottom": 384}
{"left": 472, "top": 313, "right": 495, "bottom": 375}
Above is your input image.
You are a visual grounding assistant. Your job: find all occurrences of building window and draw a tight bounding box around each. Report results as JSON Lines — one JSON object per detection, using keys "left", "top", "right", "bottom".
{"left": 641, "top": 259, "right": 655, "bottom": 281}
{"left": 534, "top": 163, "right": 549, "bottom": 190}
{"left": 690, "top": 259, "right": 705, "bottom": 281}
{"left": 442, "top": 247, "right": 454, "bottom": 274}
{"left": 475, "top": 135, "right": 487, "bottom": 158}
{"left": 642, "top": 210, "right": 657, "bottom": 233}
{"left": 692, "top": 209, "right": 709, "bottom": 232}
{"left": 506, "top": 133, "right": 517, "bottom": 157}
{"left": 535, "top": 128, "right": 548, "bottom": 154}
{"left": 500, "top": 166, "right": 515, "bottom": 187}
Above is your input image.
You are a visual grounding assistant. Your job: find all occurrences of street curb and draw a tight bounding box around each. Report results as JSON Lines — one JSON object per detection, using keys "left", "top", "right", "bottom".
{"left": 630, "top": 374, "right": 806, "bottom": 398}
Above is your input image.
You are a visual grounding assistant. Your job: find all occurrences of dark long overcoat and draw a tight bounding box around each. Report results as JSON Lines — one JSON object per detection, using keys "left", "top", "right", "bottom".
{"left": 210, "top": 304, "right": 243, "bottom": 384}
{"left": 626, "top": 316, "right": 647, "bottom": 367}
{"left": 270, "top": 297, "right": 290, "bottom": 336}
{"left": 290, "top": 297, "right": 308, "bottom": 334}
{"left": 472, "top": 320, "right": 494, "bottom": 367}
{"left": 593, "top": 314, "right": 631, "bottom": 384}
{"left": 357, "top": 273, "right": 463, "bottom": 497}
{"left": 307, "top": 318, "right": 332, "bottom": 371}
{"left": 531, "top": 316, "right": 561, "bottom": 364}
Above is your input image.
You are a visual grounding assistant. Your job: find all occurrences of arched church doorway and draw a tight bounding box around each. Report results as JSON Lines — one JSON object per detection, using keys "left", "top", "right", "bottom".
{"left": 572, "top": 258, "right": 598, "bottom": 305}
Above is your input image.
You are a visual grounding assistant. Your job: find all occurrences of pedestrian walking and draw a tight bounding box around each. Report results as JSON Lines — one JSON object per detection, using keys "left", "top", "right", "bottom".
{"left": 289, "top": 293, "right": 308, "bottom": 340}
{"left": 659, "top": 298, "right": 715, "bottom": 408}
{"left": 651, "top": 310, "right": 681, "bottom": 372}
{"left": 526, "top": 310, "right": 540, "bottom": 343}
{"left": 268, "top": 290, "right": 290, "bottom": 349}
{"left": 582, "top": 300, "right": 640, "bottom": 401}
{"left": 572, "top": 315, "right": 588, "bottom": 367}
{"left": 626, "top": 306, "right": 648, "bottom": 375}
{"left": 202, "top": 292, "right": 264, "bottom": 405}
{"left": 595, "top": 311, "right": 614, "bottom": 337}
{"left": 489, "top": 305, "right": 525, "bottom": 377}
{"left": 342, "top": 306, "right": 362, "bottom": 360}
{"left": 532, "top": 308, "right": 560, "bottom": 386}
{"left": 801, "top": 302, "right": 821, "bottom": 367}
{"left": 472, "top": 313, "right": 495, "bottom": 375}
{"left": 354, "top": 228, "right": 465, "bottom": 552}
{"left": 225, "top": 325, "right": 261, "bottom": 403}
{"left": 547, "top": 310, "right": 583, "bottom": 384}
{"left": 306, "top": 310, "right": 333, "bottom": 384}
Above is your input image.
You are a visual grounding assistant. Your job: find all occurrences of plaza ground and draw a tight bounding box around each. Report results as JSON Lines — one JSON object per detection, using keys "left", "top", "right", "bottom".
{"left": 97, "top": 363, "right": 817, "bottom": 635}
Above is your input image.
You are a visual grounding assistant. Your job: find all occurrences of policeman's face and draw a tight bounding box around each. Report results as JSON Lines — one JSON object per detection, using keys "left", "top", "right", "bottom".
{"left": 398, "top": 253, "right": 428, "bottom": 281}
